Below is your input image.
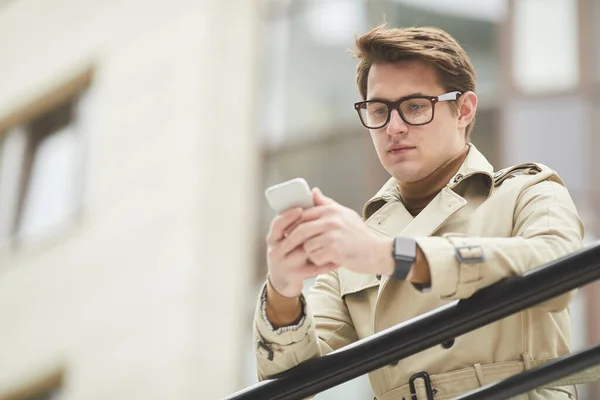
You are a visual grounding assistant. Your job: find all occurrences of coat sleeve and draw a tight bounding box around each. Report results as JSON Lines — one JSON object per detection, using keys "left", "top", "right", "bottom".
{"left": 253, "top": 270, "right": 358, "bottom": 380}
{"left": 415, "top": 174, "right": 583, "bottom": 312}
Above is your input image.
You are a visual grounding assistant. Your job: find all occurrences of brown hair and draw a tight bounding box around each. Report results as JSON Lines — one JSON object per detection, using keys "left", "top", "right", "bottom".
{"left": 354, "top": 24, "right": 477, "bottom": 137}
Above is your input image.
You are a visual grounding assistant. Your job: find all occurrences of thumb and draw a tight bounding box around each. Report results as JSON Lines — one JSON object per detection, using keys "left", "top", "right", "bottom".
{"left": 312, "top": 187, "right": 333, "bottom": 206}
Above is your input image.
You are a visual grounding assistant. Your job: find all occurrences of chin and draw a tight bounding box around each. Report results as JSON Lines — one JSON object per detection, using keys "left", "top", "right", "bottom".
{"left": 389, "top": 167, "right": 425, "bottom": 183}
{"left": 385, "top": 161, "right": 424, "bottom": 182}
{"left": 395, "top": 172, "right": 423, "bottom": 183}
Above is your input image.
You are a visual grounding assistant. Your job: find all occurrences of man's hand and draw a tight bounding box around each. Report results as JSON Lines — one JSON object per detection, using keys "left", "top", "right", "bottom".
{"left": 281, "top": 188, "right": 394, "bottom": 276}
{"left": 266, "top": 203, "right": 340, "bottom": 299}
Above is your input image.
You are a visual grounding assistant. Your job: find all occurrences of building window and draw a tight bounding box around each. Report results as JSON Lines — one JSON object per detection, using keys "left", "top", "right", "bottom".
{"left": 0, "top": 90, "right": 89, "bottom": 250}
{"left": 511, "top": 0, "right": 579, "bottom": 94}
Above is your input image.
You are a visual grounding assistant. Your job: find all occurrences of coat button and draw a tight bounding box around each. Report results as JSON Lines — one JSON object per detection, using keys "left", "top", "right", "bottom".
{"left": 441, "top": 339, "right": 455, "bottom": 349}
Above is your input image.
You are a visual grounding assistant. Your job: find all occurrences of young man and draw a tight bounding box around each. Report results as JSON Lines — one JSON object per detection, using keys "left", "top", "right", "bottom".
{"left": 253, "top": 25, "right": 588, "bottom": 399}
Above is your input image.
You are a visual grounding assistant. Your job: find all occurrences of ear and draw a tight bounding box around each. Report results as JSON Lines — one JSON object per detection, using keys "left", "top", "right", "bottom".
{"left": 456, "top": 91, "right": 477, "bottom": 130}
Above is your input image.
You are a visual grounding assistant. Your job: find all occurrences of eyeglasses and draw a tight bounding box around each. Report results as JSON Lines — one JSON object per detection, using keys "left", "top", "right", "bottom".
{"left": 353, "top": 91, "right": 462, "bottom": 129}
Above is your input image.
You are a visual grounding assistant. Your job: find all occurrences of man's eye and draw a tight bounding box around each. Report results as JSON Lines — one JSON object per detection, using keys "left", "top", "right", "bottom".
{"left": 367, "top": 105, "right": 387, "bottom": 116}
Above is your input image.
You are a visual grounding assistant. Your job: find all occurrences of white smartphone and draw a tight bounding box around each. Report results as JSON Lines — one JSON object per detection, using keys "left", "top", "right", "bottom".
{"left": 265, "top": 178, "right": 314, "bottom": 214}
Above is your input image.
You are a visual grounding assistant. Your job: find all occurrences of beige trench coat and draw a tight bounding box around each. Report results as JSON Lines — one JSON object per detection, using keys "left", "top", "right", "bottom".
{"left": 253, "top": 145, "right": 594, "bottom": 399}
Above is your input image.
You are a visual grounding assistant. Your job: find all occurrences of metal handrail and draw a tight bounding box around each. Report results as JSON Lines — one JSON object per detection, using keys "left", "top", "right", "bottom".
{"left": 224, "top": 242, "right": 600, "bottom": 400}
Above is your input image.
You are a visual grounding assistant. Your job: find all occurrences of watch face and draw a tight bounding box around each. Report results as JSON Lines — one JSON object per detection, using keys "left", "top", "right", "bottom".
{"left": 395, "top": 237, "right": 416, "bottom": 259}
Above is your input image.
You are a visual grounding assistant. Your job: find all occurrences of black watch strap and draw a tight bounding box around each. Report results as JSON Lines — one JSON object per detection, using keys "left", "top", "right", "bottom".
{"left": 391, "top": 237, "right": 417, "bottom": 280}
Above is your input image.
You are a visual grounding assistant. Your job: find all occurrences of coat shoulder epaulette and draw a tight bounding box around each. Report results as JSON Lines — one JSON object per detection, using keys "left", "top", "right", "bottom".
{"left": 492, "top": 162, "right": 545, "bottom": 187}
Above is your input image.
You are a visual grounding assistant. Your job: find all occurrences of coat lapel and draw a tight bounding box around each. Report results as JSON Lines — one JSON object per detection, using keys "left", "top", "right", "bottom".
{"left": 365, "top": 186, "right": 467, "bottom": 238}
{"left": 369, "top": 188, "right": 467, "bottom": 299}
{"left": 361, "top": 144, "right": 494, "bottom": 304}
{"left": 399, "top": 187, "right": 467, "bottom": 237}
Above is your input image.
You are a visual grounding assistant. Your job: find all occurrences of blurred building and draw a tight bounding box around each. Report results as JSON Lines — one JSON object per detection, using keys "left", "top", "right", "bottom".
{"left": 0, "top": 0, "right": 599, "bottom": 399}
{"left": 0, "top": 0, "right": 260, "bottom": 399}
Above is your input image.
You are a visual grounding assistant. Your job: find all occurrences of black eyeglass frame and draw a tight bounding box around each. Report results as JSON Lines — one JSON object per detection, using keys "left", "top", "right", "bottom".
{"left": 353, "top": 90, "right": 462, "bottom": 129}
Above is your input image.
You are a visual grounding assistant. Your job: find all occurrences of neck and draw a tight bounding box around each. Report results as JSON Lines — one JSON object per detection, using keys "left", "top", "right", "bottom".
{"left": 398, "top": 145, "right": 469, "bottom": 216}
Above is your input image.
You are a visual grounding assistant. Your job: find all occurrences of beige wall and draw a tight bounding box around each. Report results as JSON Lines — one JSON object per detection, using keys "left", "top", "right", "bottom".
{"left": 0, "top": 1, "right": 259, "bottom": 399}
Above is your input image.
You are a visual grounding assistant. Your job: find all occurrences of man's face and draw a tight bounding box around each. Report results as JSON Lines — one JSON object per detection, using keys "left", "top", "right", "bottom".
{"left": 366, "top": 61, "right": 470, "bottom": 183}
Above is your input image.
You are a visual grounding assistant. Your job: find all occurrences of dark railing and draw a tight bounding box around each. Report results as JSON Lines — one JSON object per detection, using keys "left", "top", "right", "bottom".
{"left": 225, "top": 243, "right": 600, "bottom": 400}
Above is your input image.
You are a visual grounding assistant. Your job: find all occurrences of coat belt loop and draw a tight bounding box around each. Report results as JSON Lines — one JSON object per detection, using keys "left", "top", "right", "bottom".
{"left": 522, "top": 352, "right": 534, "bottom": 370}
{"left": 473, "top": 363, "right": 485, "bottom": 386}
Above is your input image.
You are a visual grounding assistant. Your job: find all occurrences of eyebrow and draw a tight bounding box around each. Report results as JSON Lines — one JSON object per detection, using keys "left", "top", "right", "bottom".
{"left": 367, "top": 92, "right": 426, "bottom": 102}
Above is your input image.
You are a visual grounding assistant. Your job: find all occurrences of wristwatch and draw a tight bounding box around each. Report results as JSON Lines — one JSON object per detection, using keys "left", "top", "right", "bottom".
{"left": 391, "top": 237, "right": 417, "bottom": 280}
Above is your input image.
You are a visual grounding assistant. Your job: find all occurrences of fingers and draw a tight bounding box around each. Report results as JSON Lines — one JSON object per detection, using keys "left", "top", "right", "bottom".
{"left": 266, "top": 188, "right": 342, "bottom": 287}
{"left": 313, "top": 187, "right": 334, "bottom": 206}
{"left": 280, "top": 218, "right": 339, "bottom": 256}
{"left": 297, "top": 262, "right": 339, "bottom": 279}
{"left": 269, "top": 246, "right": 338, "bottom": 280}
{"left": 267, "top": 189, "right": 335, "bottom": 244}
{"left": 304, "top": 244, "right": 338, "bottom": 267}
{"left": 267, "top": 240, "right": 304, "bottom": 270}
{"left": 286, "top": 249, "right": 338, "bottom": 279}
{"left": 286, "top": 207, "right": 324, "bottom": 234}
{"left": 282, "top": 246, "right": 310, "bottom": 268}
{"left": 266, "top": 207, "right": 303, "bottom": 246}
{"left": 282, "top": 189, "right": 338, "bottom": 234}
{"left": 303, "top": 236, "right": 324, "bottom": 255}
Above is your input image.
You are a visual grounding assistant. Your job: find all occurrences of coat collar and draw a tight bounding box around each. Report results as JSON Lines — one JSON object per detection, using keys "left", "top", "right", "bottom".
{"left": 362, "top": 144, "right": 494, "bottom": 310}
{"left": 362, "top": 143, "right": 494, "bottom": 221}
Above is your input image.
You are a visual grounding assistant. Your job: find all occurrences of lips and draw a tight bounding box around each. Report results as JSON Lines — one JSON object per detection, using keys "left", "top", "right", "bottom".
{"left": 388, "top": 145, "right": 415, "bottom": 153}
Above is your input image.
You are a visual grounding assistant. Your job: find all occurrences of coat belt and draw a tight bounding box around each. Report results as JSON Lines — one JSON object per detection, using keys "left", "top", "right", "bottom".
{"left": 377, "top": 358, "right": 600, "bottom": 400}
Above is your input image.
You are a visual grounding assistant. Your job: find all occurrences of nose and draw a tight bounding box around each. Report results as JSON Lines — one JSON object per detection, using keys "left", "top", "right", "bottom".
{"left": 386, "top": 109, "right": 408, "bottom": 137}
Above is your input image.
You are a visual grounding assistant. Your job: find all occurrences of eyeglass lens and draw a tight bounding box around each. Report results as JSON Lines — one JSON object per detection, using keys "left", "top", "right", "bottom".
{"left": 360, "top": 98, "right": 433, "bottom": 128}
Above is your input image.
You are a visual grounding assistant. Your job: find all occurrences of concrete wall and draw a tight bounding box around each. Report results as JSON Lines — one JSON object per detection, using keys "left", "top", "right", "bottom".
{"left": 0, "top": 1, "right": 259, "bottom": 399}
